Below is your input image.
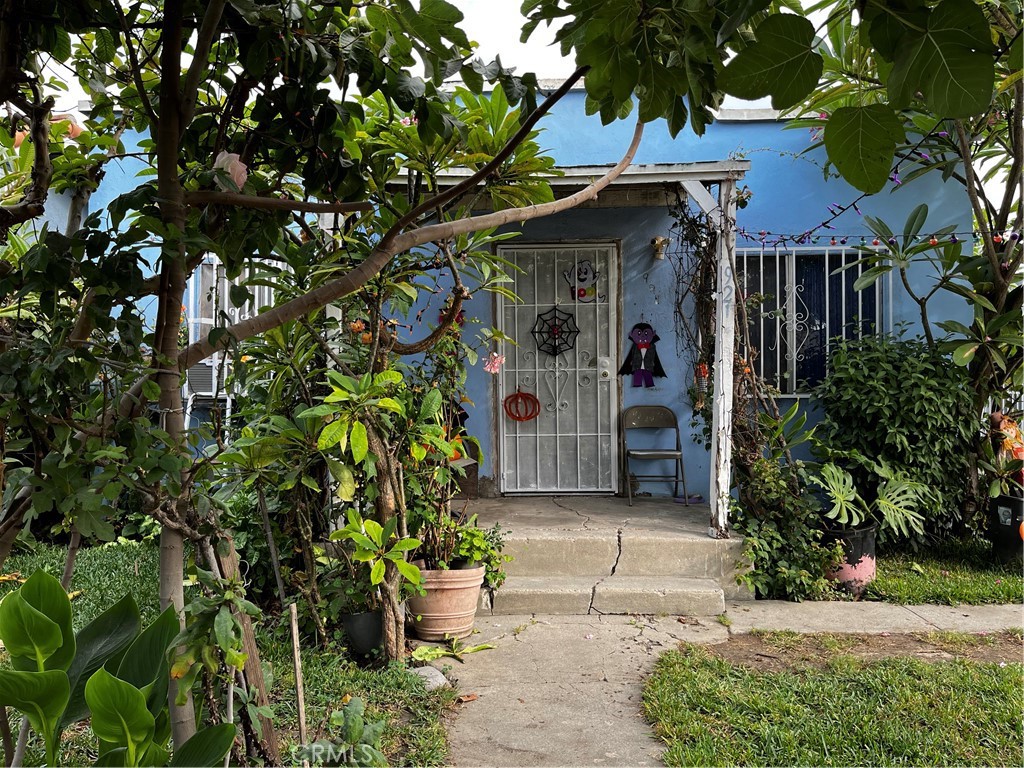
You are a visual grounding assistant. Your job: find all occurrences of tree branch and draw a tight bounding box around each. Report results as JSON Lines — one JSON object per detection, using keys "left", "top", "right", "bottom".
{"left": 177, "top": 119, "right": 644, "bottom": 369}
{"left": 0, "top": 89, "right": 54, "bottom": 240}
{"left": 383, "top": 251, "right": 468, "bottom": 356}
{"left": 997, "top": 79, "right": 1023, "bottom": 233}
{"left": 390, "top": 66, "right": 588, "bottom": 237}
{"left": 115, "top": 3, "right": 158, "bottom": 125}
{"left": 184, "top": 190, "right": 373, "bottom": 214}
{"left": 954, "top": 120, "right": 999, "bottom": 271}
{"left": 180, "top": 0, "right": 228, "bottom": 128}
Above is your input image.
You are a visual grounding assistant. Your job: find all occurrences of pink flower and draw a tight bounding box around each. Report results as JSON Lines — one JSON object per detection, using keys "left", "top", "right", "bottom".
{"left": 483, "top": 352, "right": 505, "bottom": 375}
{"left": 214, "top": 151, "right": 248, "bottom": 191}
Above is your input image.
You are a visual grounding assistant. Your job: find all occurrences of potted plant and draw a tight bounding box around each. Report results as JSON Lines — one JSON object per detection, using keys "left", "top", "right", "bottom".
{"left": 982, "top": 411, "right": 1024, "bottom": 563}
{"left": 809, "top": 453, "right": 926, "bottom": 595}
{"left": 329, "top": 510, "right": 421, "bottom": 654}
{"left": 406, "top": 503, "right": 489, "bottom": 641}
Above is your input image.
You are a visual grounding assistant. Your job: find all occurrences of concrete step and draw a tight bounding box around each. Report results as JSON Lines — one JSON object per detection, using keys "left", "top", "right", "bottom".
{"left": 501, "top": 528, "right": 748, "bottom": 581}
{"left": 616, "top": 531, "right": 747, "bottom": 581}
{"left": 501, "top": 530, "right": 619, "bottom": 577}
{"left": 485, "top": 575, "right": 726, "bottom": 616}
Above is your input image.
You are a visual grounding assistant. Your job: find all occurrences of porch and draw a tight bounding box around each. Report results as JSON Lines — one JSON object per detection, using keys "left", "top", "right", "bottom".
{"left": 464, "top": 496, "right": 753, "bottom": 617}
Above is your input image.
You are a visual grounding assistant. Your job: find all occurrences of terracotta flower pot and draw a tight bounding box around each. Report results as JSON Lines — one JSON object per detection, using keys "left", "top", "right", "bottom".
{"left": 822, "top": 523, "right": 877, "bottom": 597}
{"left": 408, "top": 565, "right": 485, "bottom": 640}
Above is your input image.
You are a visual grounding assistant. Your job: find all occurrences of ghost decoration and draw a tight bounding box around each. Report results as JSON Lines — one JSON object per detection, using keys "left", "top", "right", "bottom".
{"left": 563, "top": 259, "right": 604, "bottom": 303}
{"left": 618, "top": 322, "right": 667, "bottom": 388}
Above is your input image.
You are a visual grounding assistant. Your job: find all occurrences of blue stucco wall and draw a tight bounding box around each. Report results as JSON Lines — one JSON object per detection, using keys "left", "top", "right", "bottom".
{"left": 461, "top": 91, "right": 973, "bottom": 497}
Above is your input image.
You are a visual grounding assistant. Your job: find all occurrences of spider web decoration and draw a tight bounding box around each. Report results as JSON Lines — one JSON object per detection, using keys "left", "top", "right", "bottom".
{"left": 531, "top": 307, "right": 579, "bottom": 357}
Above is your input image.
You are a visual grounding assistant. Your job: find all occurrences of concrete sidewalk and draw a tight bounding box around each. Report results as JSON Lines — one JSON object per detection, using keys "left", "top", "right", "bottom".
{"left": 440, "top": 602, "right": 1023, "bottom": 768}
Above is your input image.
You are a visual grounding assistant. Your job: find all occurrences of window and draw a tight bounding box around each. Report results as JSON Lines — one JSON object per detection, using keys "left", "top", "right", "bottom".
{"left": 736, "top": 246, "right": 890, "bottom": 395}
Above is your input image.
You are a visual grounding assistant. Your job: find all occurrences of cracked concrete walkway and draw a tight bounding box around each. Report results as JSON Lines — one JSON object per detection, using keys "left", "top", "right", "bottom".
{"left": 440, "top": 603, "right": 1024, "bottom": 768}
{"left": 444, "top": 615, "right": 722, "bottom": 768}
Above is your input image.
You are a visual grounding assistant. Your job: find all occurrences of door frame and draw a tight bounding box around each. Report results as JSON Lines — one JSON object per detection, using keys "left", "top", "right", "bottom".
{"left": 494, "top": 240, "right": 622, "bottom": 495}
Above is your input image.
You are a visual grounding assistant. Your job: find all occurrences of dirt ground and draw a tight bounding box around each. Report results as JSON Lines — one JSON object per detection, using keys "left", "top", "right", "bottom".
{"left": 708, "top": 630, "right": 1024, "bottom": 672}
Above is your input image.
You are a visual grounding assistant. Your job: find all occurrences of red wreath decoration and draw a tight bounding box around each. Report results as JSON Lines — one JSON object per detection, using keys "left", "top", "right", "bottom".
{"left": 503, "top": 389, "right": 541, "bottom": 422}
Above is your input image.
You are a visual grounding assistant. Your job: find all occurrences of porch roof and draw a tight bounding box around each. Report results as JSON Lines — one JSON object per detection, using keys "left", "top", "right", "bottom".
{"left": 435, "top": 159, "right": 750, "bottom": 188}
{"left": 430, "top": 160, "right": 750, "bottom": 209}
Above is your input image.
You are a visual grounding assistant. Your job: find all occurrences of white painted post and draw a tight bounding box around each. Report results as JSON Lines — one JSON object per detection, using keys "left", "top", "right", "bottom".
{"left": 709, "top": 179, "right": 737, "bottom": 537}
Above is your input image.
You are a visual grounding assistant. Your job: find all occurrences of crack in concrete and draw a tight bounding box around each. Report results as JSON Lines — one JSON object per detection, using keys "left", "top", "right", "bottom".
{"left": 588, "top": 528, "right": 624, "bottom": 615}
{"left": 902, "top": 604, "right": 942, "bottom": 629}
{"left": 551, "top": 496, "right": 592, "bottom": 529}
{"left": 610, "top": 528, "right": 623, "bottom": 575}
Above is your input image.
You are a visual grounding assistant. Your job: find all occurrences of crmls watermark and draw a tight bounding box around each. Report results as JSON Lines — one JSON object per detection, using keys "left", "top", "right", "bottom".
{"left": 291, "top": 741, "right": 352, "bottom": 765}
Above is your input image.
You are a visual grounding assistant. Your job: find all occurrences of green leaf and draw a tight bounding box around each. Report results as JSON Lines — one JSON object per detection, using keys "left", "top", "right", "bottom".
{"left": 419, "top": 389, "right": 443, "bottom": 421}
{"left": 317, "top": 421, "right": 350, "bottom": 450}
{"left": 853, "top": 264, "right": 894, "bottom": 291}
{"left": 389, "top": 538, "right": 421, "bottom": 553}
{"left": 0, "top": 591, "right": 63, "bottom": 671}
{"left": 20, "top": 570, "right": 75, "bottom": 671}
{"left": 394, "top": 558, "right": 422, "bottom": 585}
{"left": 141, "top": 380, "right": 162, "bottom": 402}
{"left": 63, "top": 595, "right": 141, "bottom": 727}
{"left": 375, "top": 397, "right": 404, "bottom": 414}
{"left": 336, "top": 464, "right": 356, "bottom": 502}
{"left": 213, "top": 606, "right": 235, "bottom": 654}
{"left": 823, "top": 105, "right": 905, "bottom": 194}
{"left": 86, "top": 669, "right": 154, "bottom": 766}
{"left": 115, "top": 607, "right": 177, "bottom": 719}
{"left": 372, "top": 370, "right": 403, "bottom": 388}
{"left": 363, "top": 519, "right": 384, "bottom": 547}
{"left": 903, "top": 204, "right": 929, "bottom": 244}
{"left": 229, "top": 284, "right": 252, "bottom": 307}
{"left": 369, "top": 559, "right": 386, "bottom": 585}
{"left": 887, "top": 0, "right": 995, "bottom": 117}
{"left": 952, "top": 342, "right": 979, "bottom": 366}
{"left": 0, "top": 670, "right": 70, "bottom": 766}
{"left": 350, "top": 421, "right": 368, "bottom": 463}
{"left": 718, "top": 15, "right": 824, "bottom": 109}
{"left": 717, "top": 0, "right": 773, "bottom": 45}
{"left": 168, "top": 724, "right": 237, "bottom": 767}
{"left": 94, "top": 28, "right": 116, "bottom": 64}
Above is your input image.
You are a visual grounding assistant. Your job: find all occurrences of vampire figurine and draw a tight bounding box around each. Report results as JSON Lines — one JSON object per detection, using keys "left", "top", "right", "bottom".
{"left": 618, "top": 322, "right": 666, "bottom": 388}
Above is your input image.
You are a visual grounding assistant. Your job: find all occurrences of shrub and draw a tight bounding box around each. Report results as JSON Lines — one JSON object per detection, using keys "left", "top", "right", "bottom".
{"left": 814, "top": 335, "right": 979, "bottom": 537}
{"left": 733, "top": 458, "right": 842, "bottom": 600}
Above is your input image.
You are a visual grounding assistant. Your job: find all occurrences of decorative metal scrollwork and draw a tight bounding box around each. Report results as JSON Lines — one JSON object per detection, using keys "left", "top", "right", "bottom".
{"left": 542, "top": 358, "right": 571, "bottom": 412}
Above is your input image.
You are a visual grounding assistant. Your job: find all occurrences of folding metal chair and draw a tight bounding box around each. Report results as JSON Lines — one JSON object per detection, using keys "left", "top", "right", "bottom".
{"left": 620, "top": 405, "right": 687, "bottom": 506}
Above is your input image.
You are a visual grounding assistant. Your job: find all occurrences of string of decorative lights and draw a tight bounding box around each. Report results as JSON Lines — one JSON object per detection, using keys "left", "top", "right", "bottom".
{"left": 737, "top": 228, "right": 1020, "bottom": 247}
{"left": 732, "top": 115, "right": 1020, "bottom": 251}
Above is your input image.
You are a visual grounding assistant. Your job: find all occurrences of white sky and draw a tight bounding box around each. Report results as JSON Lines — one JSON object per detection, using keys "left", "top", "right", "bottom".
{"left": 458, "top": 0, "right": 575, "bottom": 80}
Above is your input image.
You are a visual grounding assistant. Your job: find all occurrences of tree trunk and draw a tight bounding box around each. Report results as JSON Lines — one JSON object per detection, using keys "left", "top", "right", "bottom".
{"left": 366, "top": 426, "right": 405, "bottom": 661}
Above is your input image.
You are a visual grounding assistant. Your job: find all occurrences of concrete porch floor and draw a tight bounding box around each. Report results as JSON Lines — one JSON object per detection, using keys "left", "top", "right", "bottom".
{"left": 458, "top": 496, "right": 751, "bottom": 614}
{"left": 461, "top": 495, "right": 716, "bottom": 537}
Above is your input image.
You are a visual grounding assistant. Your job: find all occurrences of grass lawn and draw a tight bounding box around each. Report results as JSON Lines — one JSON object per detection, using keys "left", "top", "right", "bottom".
{"left": 644, "top": 634, "right": 1024, "bottom": 767}
{"left": 868, "top": 539, "right": 1023, "bottom": 605}
{"left": 2, "top": 540, "right": 455, "bottom": 767}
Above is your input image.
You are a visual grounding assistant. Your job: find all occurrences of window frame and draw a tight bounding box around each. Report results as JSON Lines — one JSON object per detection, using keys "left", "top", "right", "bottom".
{"left": 736, "top": 245, "right": 892, "bottom": 397}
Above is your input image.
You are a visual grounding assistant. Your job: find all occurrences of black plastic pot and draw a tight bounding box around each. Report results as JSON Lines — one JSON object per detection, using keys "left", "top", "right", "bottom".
{"left": 821, "top": 523, "right": 878, "bottom": 597}
{"left": 341, "top": 610, "right": 383, "bottom": 657}
{"left": 988, "top": 493, "right": 1024, "bottom": 564}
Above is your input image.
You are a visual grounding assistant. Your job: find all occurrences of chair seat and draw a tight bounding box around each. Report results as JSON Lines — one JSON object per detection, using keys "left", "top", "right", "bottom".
{"left": 626, "top": 449, "right": 682, "bottom": 460}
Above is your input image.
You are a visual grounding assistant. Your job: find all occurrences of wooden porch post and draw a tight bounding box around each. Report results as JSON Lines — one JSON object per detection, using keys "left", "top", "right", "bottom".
{"left": 681, "top": 178, "right": 738, "bottom": 537}
{"left": 708, "top": 179, "right": 737, "bottom": 537}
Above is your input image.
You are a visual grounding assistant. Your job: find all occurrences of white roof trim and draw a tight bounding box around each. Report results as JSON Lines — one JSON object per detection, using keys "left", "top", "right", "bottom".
{"left": 434, "top": 160, "right": 750, "bottom": 186}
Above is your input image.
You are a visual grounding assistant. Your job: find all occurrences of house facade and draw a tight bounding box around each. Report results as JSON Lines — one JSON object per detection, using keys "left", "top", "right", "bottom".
{"left": 34, "top": 88, "right": 973, "bottom": 507}
{"left": 448, "top": 88, "right": 973, "bottom": 501}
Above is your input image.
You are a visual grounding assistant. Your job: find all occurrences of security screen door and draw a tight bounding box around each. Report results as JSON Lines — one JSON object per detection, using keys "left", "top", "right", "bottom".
{"left": 496, "top": 244, "right": 619, "bottom": 493}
